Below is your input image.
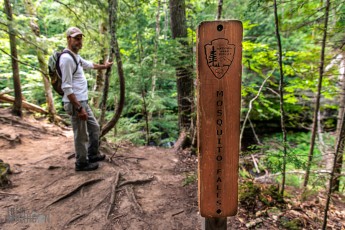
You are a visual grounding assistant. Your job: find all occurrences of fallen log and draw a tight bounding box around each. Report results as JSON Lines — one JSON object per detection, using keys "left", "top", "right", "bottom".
{"left": 0, "top": 94, "right": 67, "bottom": 125}
{"left": 0, "top": 94, "right": 48, "bottom": 114}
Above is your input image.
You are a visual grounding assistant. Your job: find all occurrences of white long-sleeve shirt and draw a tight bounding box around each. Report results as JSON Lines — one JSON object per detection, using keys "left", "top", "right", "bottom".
{"left": 60, "top": 49, "right": 94, "bottom": 102}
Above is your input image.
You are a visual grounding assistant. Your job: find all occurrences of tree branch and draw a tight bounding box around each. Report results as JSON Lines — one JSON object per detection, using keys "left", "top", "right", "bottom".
{"left": 0, "top": 48, "right": 47, "bottom": 76}
{"left": 0, "top": 27, "right": 47, "bottom": 54}
{"left": 240, "top": 70, "right": 275, "bottom": 143}
{"left": 53, "top": 0, "right": 91, "bottom": 35}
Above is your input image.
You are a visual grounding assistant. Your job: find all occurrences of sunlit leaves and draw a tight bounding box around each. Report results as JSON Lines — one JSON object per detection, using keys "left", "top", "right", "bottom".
{"left": 0, "top": 0, "right": 343, "bottom": 145}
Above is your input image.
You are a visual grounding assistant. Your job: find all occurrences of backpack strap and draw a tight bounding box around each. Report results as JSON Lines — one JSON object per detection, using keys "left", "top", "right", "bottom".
{"left": 61, "top": 50, "right": 79, "bottom": 75}
{"left": 56, "top": 50, "right": 79, "bottom": 77}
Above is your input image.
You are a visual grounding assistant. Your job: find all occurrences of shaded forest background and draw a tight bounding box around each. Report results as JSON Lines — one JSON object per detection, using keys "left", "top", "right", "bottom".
{"left": 0, "top": 0, "right": 345, "bottom": 228}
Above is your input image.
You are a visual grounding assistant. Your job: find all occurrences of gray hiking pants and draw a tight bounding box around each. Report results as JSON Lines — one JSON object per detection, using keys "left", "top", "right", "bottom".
{"left": 64, "top": 101, "right": 100, "bottom": 164}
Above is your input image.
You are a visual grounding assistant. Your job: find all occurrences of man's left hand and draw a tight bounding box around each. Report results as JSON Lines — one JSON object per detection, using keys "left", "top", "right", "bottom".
{"left": 93, "top": 61, "right": 114, "bottom": 70}
{"left": 104, "top": 61, "right": 113, "bottom": 69}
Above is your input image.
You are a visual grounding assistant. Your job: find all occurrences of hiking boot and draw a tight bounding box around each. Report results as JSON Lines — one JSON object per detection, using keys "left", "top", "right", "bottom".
{"left": 75, "top": 162, "right": 99, "bottom": 171}
{"left": 88, "top": 154, "right": 106, "bottom": 163}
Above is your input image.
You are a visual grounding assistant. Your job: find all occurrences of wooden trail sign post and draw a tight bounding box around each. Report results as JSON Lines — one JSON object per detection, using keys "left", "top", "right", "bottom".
{"left": 197, "top": 20, "right": 242, "bottom": 229}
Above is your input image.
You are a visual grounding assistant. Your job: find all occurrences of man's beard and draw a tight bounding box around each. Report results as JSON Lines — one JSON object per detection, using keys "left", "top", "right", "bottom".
{"left": 71, "top": 44, "right": 82, "bottom": 53}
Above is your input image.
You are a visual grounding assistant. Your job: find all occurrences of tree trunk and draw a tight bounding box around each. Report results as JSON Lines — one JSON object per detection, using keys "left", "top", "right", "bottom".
{"left": 152, "top": 0, "right": 161, "bottom": 99}
{"left": 273, "top": 0, "right": 288, "bottom": 195}
{"left": 322, "top": 7, "right": 338, "bottom": 229}
{"left": 24, "top": 0, "right": 57, "bottom": 122}
{"left": 169, "top": 0, "right": 194, "bottom": 133}
{"left": 100, "top": 0, "right": 125, "bottom": 137}
{"left": 98, "top": 19, "right": 111, "bottom": 128}
{"left": 304, "top": 0, "right": 329, "bottom": 189}
{"left": 216, "top": 0, "right": 223, "bottom": 20}
{"left": 324, "top": 91, "right": 343, "bottom": 229}
{"left": 332, "top": 52, "right": 345, "bottom": 192}
{"left": 92, "top": 22, "right": 107, "bottom": 109}
{"left": 142, "top": 90, "right": 150, "bottom": 145}
{"left": 164, "top": 1, "right": 169, "bottom": 41}
{"left": 136, "top": 29, "right": 150, "bottom": 145}
{"left": 4, "top": 0, "right": 22, "bottom": 117}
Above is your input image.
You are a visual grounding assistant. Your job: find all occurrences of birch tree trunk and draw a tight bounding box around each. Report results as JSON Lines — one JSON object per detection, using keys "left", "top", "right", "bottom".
{"left": 273, "top": 0, "right": 288, "bottom": 195}
{"left": 4, "top": 0, "right": 22, "bottom": 117}
{"left": 24, "top": 0, "right": 57, "bottom": 122}
{"left": 304, "top": 0, "right": 329, "bottom": 189}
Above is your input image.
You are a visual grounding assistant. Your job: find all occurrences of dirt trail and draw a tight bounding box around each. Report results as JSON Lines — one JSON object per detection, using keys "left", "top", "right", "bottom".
{"left": 0, "top": 109, "right": 199, "bottom": 230}
{"left": 2, "top": 109, "right": 344, "bottom": 230}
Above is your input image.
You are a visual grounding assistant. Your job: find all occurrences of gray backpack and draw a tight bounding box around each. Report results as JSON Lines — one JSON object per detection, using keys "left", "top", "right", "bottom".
{"left": 48, "top": 50, "right": 78, "bottom": 96}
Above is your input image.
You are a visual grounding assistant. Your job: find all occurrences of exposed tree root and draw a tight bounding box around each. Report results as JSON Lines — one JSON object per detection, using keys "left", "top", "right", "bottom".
{"left": 118, "top": 176, "right": 154, "bottom": 188}
{"left": 173, "top": 130, "right": 191, "bottom": 153}
{"left": 40, "top": 173, "right": 73, "bottom": 190}
{"left": 109, "top": 145, "right": 120, "bottom": 162}
{"left": 46, "top": 178, "right": 103, "bottom": 208}
{"left": 65, "top": 213, "right": 87, "bottom": 226}
{"left": 30, "top": 156, "right": 55, "bottom": 165}
{"left": 67, "top": 153, "right": 75, "bottom": 160}
{"left": 0, "top": 191, "right": 17, "bottom": 196}
{"left": 65, "top": 193, "right": 110, "bottom": 227}
{"left": 125, "top": 186, "right": 143, "bottom": 214}
{"left": 106, "top": 171, "right": 121, "bottom": 219}
{"left": 112, "top": 213, "right": 127, "bottom": 220}
{"left": 172, "top": 210, "right": 184, "bottom": 216}
{"left": 0, "top": 115, "right": 48, "bottom": 134}
{"left": 113, "top": 155, "right": 147, "bottom": 165}
{"left": 0, "top": 133, "right": 21, "bottom": 145}
{"left": 114, "top": 155, "right": 146, "bottom": 160}
{"left": 47, "top": 166, "right": 61, "bottom": 170}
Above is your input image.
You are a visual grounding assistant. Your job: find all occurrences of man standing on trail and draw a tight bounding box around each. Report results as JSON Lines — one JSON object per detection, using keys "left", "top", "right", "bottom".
{"left": 61, "top": 27, "right": 113, "bottom": 171}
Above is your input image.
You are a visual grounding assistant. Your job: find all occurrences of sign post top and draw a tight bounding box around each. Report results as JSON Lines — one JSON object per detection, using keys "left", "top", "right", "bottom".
{"left": 198, "top": 19, "right": 243, "bottom": 26}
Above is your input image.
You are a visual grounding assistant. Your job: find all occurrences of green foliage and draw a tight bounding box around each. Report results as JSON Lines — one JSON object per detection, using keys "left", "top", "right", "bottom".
{"left": 239, "top": 181, "right": 261, "bottom": 210}
{"left": 262, "top": 132, "right": 315, "bottom": 174}
{"left": 239, "top": 181, "right": 285, "bottom": 213}
{"left": 0, "top": 0, "right": 344, "bottom": 156}
{"left": 183, "top": 172, "right": 197, "bottom": 186}
{"left": 239, "top": 167, "right": 253, "bottom": 179}
{"left": 259, "top": 131, "right": 336, "bottom": 189}
{"left": 279, "top": 217, "right": 304, "bottom": 230}
{"left": 0, "top": 159, "right": 11, "bottom": 187}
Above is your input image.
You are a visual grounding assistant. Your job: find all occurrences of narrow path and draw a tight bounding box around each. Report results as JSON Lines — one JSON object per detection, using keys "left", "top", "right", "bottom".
{"left": 0, "top": 111, "right": 199, "bottom": 230}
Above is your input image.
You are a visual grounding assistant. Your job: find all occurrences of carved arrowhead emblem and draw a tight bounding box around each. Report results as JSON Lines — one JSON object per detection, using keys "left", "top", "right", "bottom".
{"left": 205, "top": 38, "right": 235, "bottom": 79}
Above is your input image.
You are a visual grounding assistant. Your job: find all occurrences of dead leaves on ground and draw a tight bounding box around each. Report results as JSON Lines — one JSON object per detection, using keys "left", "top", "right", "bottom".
{"left": 238, "top": 180, "right": 345, "bottom": 229}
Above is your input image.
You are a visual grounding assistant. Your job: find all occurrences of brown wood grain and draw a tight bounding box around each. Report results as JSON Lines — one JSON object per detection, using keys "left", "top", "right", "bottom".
{"left": 197, "top": 20, "right": 242, "bottom": 218}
